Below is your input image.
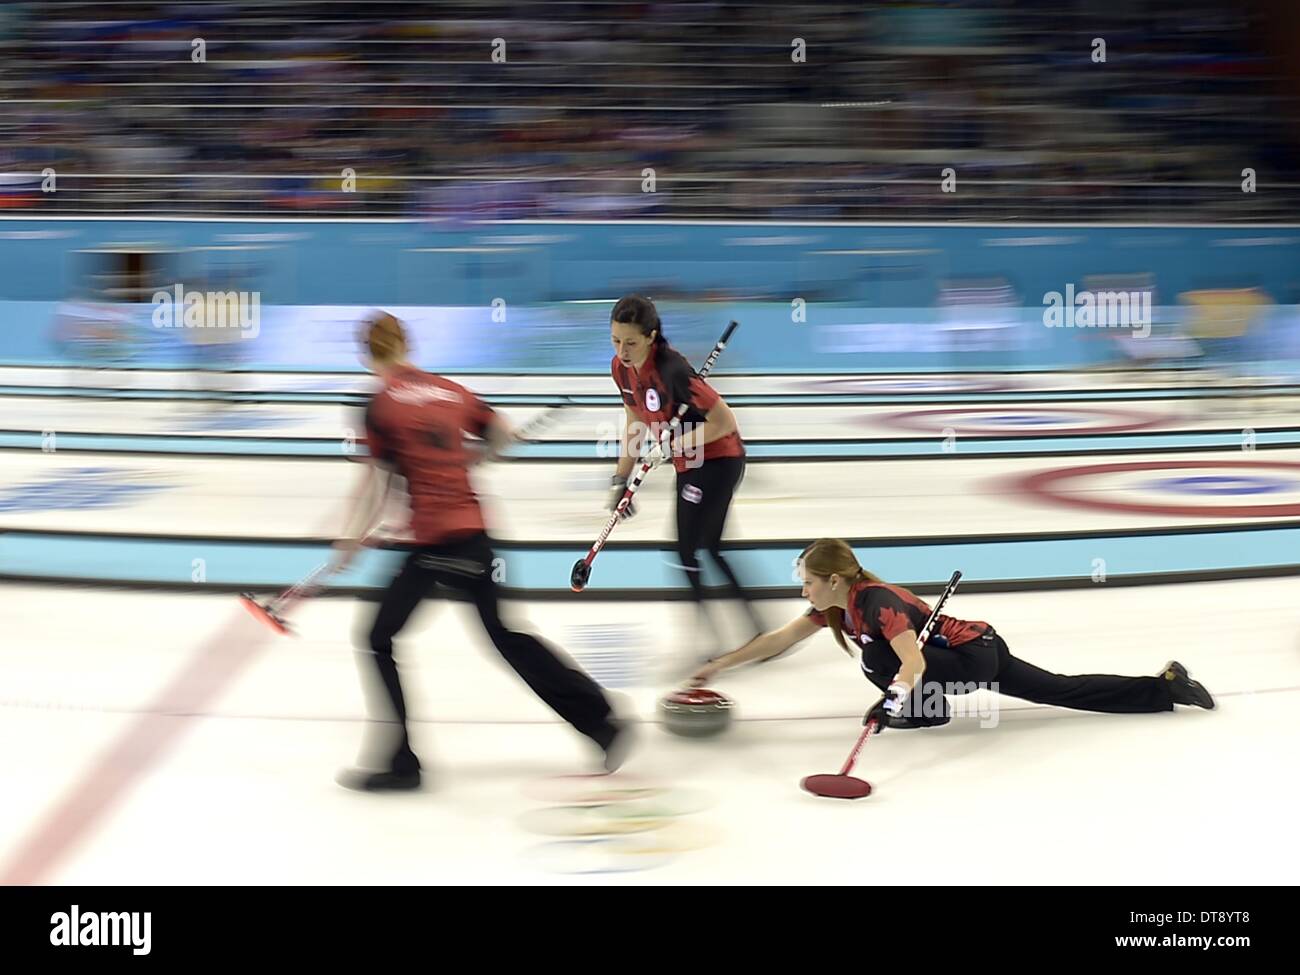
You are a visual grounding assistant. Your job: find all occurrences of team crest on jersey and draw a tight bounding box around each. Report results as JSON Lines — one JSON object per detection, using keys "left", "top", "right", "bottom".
{"left": 645, "top": 388, "right": 661, "bottom": 411}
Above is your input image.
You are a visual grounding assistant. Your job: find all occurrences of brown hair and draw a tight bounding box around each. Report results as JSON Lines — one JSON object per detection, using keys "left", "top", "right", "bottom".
{"left": 360, "top": 310, "right": 407, "bottom": 365}
{"left": 611, "top": 294, "right": 661, "bottom": 340}
{"left": 610, "top": 294, "right": 694, "bottom": 404}
{"left": 799, "top": 538, "right": 882, "bottom": 655}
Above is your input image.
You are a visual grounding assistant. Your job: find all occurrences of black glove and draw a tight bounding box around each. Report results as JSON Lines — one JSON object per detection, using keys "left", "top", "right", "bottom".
{"left": 863, "top": 695, "right": 890, "bottom": 733}
{"left": 606, "top": 475, "right": 637, "bottom": 520}
{"left": 862, "top": 683, "right": 908, "bottom": 732}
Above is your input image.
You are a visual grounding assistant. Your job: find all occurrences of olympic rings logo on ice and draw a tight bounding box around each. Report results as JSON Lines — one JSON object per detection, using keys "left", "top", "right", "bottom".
{"left": 518, "top": 776, "right": 717, "bottom": 875}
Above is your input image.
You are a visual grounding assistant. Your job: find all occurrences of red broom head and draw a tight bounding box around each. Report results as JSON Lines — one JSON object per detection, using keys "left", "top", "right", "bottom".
{"left": 801, "top": 773, "right": 872, "bottom": 800}
{"left": 239, "top": 593, "right": 291, "bottom": 636}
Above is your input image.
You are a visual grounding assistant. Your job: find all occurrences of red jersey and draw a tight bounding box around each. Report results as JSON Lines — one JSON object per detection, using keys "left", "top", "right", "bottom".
{"left": 363, "top": 365, "right": 496, "bottom": 544}
{"left": 806, "top": 580, "right": 991, "bottom": 648}
{"left": 611, "top": 344, "right": 744, "bottom": 475}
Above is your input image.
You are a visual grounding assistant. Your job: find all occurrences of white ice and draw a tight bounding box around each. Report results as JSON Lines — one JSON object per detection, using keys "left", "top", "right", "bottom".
{"left": 0, "top": 579, "right": 1295, "bottom": 885}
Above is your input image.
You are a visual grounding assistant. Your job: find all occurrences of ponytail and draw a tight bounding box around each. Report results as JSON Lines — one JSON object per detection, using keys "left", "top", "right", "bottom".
{"left": 800, "top": 539, "right": 882, "bottom": 655}
{"left": 360, "top": 310, "right": 407, "bottom": 365}
{"left": 612, "top": 294, "right": 696, "bottom": 405}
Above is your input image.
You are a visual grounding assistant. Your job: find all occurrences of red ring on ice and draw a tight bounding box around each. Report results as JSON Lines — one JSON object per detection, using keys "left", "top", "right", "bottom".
{"left": 880, "top": 406, "right": 1167, "bottom": 436}
{"left": 790, "top": 376, "right": 1016, "bottom": 395}
{"left": 1014, "top": 460, "right": 1300, "bottom": 517}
